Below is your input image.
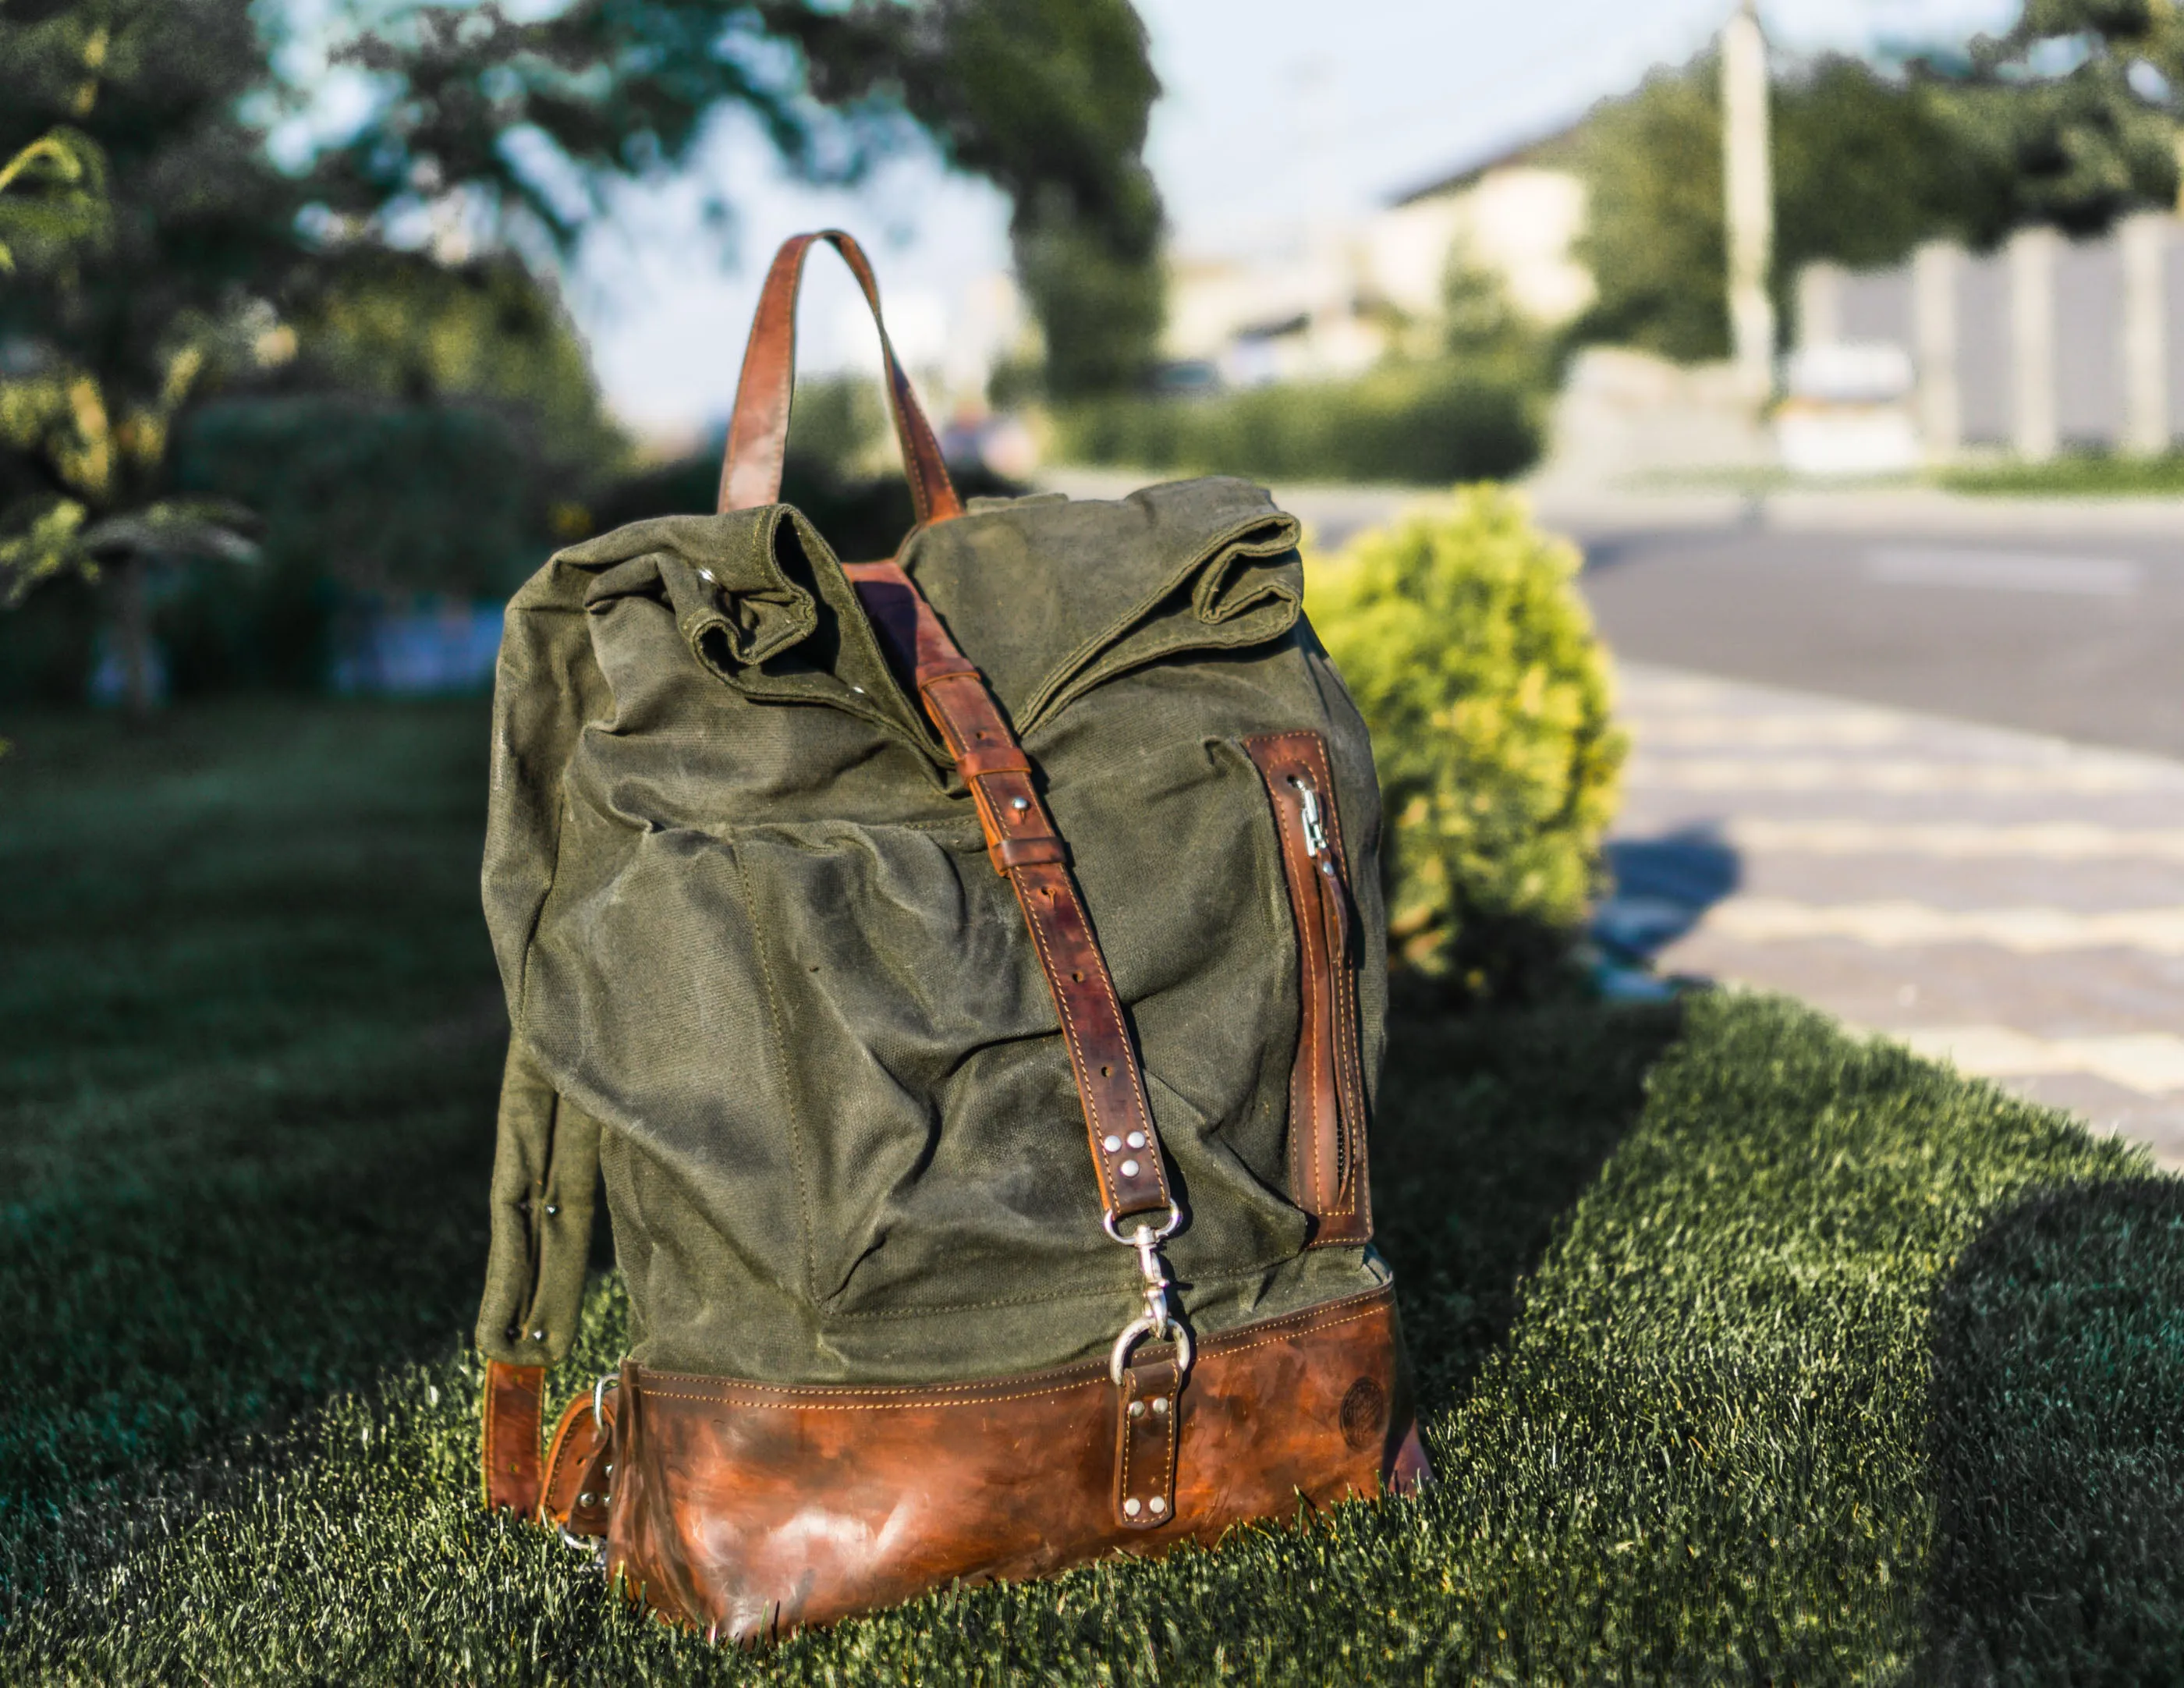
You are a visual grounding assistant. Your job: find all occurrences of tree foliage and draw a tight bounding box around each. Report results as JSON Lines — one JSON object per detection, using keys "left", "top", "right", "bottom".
{"left": 0, "top": 0, "right": 289, "bottom": 666}
{"left": 1576, "top": 2, "right": 2184, "bottom": 362}
{"left": 322, "top": 0, "right": 1167, "bottom": 396}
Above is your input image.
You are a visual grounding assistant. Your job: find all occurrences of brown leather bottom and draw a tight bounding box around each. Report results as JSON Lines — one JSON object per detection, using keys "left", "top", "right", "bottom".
{"left": 573, "top": 1284, "right": 1427, "bottom": 1640}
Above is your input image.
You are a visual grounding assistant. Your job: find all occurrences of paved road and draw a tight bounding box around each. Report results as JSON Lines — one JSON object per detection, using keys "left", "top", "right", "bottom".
{"left": 1604, "top": 665, "right": 2184, "bottom": 1167}
{"left": 1048, "top": 467, "right": 2184, "bottom": 759}
{"left": 1572, "top": 520, "right": 2184, "bottom": 761}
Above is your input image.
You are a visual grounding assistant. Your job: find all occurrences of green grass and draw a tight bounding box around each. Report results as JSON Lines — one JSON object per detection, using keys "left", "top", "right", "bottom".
{"left": 2, "top": 697, "right": 2178, "bottom": 1683}
{"left": 1937, "top": 450, "right": 2184, "bottom": 498}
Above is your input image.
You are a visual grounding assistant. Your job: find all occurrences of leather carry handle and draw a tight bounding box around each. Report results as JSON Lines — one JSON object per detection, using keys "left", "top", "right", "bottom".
{"left": 717, "top": 230, "right": 964, "bottom": 528}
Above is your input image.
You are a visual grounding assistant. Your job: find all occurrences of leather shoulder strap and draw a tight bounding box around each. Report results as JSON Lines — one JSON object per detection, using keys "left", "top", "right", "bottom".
{"left": 845, "top": 560, "right": 1173, "bottom": 1223}
{"left": 718, "top": 230, "right": 963, "bottom": 528}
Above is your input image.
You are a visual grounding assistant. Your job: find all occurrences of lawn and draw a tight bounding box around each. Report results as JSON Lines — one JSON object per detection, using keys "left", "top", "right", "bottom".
{"left": 3, "top": 698, "right": 2180, "bottom": 1684}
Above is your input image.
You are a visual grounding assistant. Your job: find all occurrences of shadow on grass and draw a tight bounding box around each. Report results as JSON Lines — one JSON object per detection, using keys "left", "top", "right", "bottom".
{"left": 1370, "top": 988, "right": 1688, "bottom": 1407}
{"left": 0, "top": 699, "right": 509, "bottom": 1605}
{"left": 1923, "top": 1177, "right": 2184, "bottom": 1685}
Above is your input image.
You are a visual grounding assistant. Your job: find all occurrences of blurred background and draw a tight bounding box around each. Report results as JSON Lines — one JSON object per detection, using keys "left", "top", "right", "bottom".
{"left": 5, "top": 2, "right": 2184, "bottom": 1148}
{"left": 7, "top": 1, "right": 2184, "bottom": 1652}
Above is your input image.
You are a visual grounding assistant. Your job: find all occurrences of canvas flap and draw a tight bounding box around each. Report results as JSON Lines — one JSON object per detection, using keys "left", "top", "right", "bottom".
{"left": 895, "top": 477, "right": 1303, "bottom": 736}
{"left": 551, "top": 504, "right": 941, "bottom": 760}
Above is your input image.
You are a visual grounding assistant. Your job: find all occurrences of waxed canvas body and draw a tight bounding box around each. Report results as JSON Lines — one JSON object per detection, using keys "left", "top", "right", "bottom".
{"left": 477, "top": 477, "right": 1390, "bottom": 1386}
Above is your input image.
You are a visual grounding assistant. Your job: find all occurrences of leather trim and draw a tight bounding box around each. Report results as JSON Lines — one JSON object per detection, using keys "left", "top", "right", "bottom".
{"left": 1115, "top": 1355, "right": 1181, "bottom": 1528}
{"left": 844, "top": 558, "right": 1174, "bottom": 1222}
{"left": 541, "top": 1385, "right": 616, "bottom": 1538}
{"left": 603, "top": 1284, "right": 1429, "bottom": 1639}
{"left": 1246, "top": 732, "right": 1371, "bottom": 1244}
{"left": 716, "top": 231, "right": 962, "bottom": 528}
{"left": 481, "top": 1360, "right": 546, "bottom": 1516}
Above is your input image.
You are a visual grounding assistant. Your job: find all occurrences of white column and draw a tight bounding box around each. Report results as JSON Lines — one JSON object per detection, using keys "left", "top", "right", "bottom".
{"left": 1721, "top": 0, "right": 1775, "bottom": 395}
{"left": 2009, "top": 224, "right": 2058, "bottom": 462}
{"left": 2120, "top": 211, "right": 2169, "bottom": 456}
{"left": 1796, "top": 261, "right": 1843, "bottom": 348}
{"left": 1912, "top": 242, "right": 1962, "bottom": 461}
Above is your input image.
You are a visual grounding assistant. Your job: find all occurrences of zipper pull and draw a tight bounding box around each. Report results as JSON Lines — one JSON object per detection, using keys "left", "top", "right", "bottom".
{"left": 1290, "top": 776, "right": 1328, "bottom": 860}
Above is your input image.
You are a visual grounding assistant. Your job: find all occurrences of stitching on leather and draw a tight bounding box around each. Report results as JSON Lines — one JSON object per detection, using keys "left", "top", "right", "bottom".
{"left": 1310, "top": 735, "right": 1368, "bottom": 1223}
{"left": 540, "top": 1401, "right": 590, "bottom": 1512}
{"left": 638, "top": 1381, "right": 1101, "bottom": 1410}
{"left": 1118, "top": 1377, "right": 1136, "bottom": 1507}
{"left": 1305, "top": 735, "right": 1362, "bottom": 1220}
{"left": 1247, "top": 733, "right": 1332, "bottom": 1218}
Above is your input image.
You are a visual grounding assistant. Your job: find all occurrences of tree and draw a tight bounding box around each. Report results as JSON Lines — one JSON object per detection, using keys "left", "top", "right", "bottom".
{"left": 1938, "top": 0, "right": 2184, "bottom": 233}
{"left": 318, "top": 0, "right": 1167, "bottom": 398}
{"left": 1572, "top": 8, "right": 2182, "bottom": 364}
{"left": 280, "top": 246, "right": 623, "bottom": 476}
{"left": 0, "top": 0, "right": 295, "bottom": 712}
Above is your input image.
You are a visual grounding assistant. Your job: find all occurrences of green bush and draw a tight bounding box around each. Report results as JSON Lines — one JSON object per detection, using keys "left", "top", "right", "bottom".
{"left": 1938, "top": 449, "right": 2184, "bottom": 498}
{"left": 1309, "top": 485, "right": 1626, "bottom": 998}
{"left": 1057, "top": 360, "right": 1542, "bottom": 486}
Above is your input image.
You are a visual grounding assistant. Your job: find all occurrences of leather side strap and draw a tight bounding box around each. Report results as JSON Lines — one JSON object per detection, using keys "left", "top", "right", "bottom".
{"left": 482, "top": 1359, "right": 546, "bottom": 1516}
{"left": 541, "top": 1385, "right": 617, "bottom": 1538}
{"left": 845, "top": 559, "right": 1173, "bottom": 1222}
{"left": 717, "top": 230, "right": 963, "bottom": 528}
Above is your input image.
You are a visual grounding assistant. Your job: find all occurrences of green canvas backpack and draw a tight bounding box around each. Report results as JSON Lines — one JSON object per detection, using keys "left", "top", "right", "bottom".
{"left": 475, "top": 231, "right": 1427, "bottom": 1640}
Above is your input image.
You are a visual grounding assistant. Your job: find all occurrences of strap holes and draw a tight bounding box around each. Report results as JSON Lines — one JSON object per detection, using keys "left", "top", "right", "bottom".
{"left": 1101, "top": 1064, "right": 1112, "bottom": 1076}
{"left": 1072, "top": 970, "right": 1084, "bottom": 982}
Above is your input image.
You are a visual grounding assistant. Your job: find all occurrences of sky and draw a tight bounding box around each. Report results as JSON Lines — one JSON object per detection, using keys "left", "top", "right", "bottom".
{"left": 571, "top": 0, "right": 2023, "bottom": 439}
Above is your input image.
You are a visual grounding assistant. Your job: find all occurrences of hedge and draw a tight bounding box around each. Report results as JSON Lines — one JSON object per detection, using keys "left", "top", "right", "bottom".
{"left": 1057, "top": 360, "right": 1542, "bottom": 487}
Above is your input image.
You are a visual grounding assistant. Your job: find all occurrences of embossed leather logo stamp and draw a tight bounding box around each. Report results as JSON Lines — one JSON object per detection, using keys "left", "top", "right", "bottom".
{"left": 1339, "top": 1377, "right": 1385, "bottom": 1451}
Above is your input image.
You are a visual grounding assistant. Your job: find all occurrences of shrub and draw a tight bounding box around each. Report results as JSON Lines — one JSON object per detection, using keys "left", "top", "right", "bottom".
{"left": 1057, "top": 360, "right": 1542, "bottom": 486}
{"left": 1309, "top": 485, "right": 1626, "bottom": 999}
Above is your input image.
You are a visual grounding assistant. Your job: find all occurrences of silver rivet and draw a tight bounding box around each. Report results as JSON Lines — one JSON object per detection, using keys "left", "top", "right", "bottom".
{"left": 578, "top": 1491, "right": 597, "bottom": 1507}
{"left": 1148, "top": 1496, "right": 1166, "bottom": 1516}
{"left": 1010, "top": 796, "right": 1030, "bottom": 811}
{"left": 1120, "top": 1159, "right": 1140, "bottom": 1177}
{"left": 697, "top": 568, "right": 716, "bottom": 584}
{"left": 1150, "top": 1397, "right": 1168, "bottom": 1416}
{"left": 1128, "top": 1400, "right": 1146, "bottom": 1419}
{"left": 1123, "top": 1498, "right": 1142, "bottom": 1517}
{"left": 1103, "top": 1135, "right": 1122, "bottom": 1153}
{"left": 544, "top": 1204, "right": 558, "bottom": 1216}
{"left": 529, "top": 1329, "right": 545, "bottom": 1342}
{"left": 1126, "top": 1132, "right": 1146, "bottom": 1150}
{"left": 848, "top": 684, "right": 866, "bottom": 695}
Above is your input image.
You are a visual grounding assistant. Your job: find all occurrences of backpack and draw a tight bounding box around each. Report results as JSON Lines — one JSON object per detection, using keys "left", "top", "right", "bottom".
{"left": 475, "top": 231, "right": 1428, "bottom": 1640}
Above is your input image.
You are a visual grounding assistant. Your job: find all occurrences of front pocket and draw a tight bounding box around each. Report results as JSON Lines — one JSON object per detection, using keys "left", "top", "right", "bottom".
{"left": 1244, "top": 731, "right": 1371, "bottom": 1246}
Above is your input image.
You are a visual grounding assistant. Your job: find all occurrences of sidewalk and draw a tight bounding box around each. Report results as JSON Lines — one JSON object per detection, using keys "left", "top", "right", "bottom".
{"left": 1601, "top": 664, "right": 2184, "bottom": 1166}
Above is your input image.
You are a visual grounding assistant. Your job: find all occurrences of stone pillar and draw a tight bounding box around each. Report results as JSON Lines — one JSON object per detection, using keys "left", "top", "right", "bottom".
{"left": 1796, "top": 261, "right": 1843, "bottom": 348}
{"left": 1720, "top": 0, "right": 1775, "bottom": 396}
{"left": 2120, "top": 211, "right": 2169, "bottom": 456}
{"left": 1912, "top": 242, "right": 1962, "bottom": 461}
{"left": 2008, "top": 224, "right": 2058, "bottom": 462}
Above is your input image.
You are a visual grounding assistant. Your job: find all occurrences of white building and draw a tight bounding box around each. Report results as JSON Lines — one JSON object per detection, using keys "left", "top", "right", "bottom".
{"left": 1163, "top": 133, "right": 1592, "bottom": 386}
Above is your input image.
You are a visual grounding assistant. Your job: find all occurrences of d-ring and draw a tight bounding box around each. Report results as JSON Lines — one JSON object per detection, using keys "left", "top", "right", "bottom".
{"left": 1102, "top": 1201, "right": 1182, "bottom": 1246}
{"left": 592, "top": 1373, "right": 619, "bottom": 1431}
{"left": 1109, "top": 1313, "right": 1193, "bottom": 1386}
